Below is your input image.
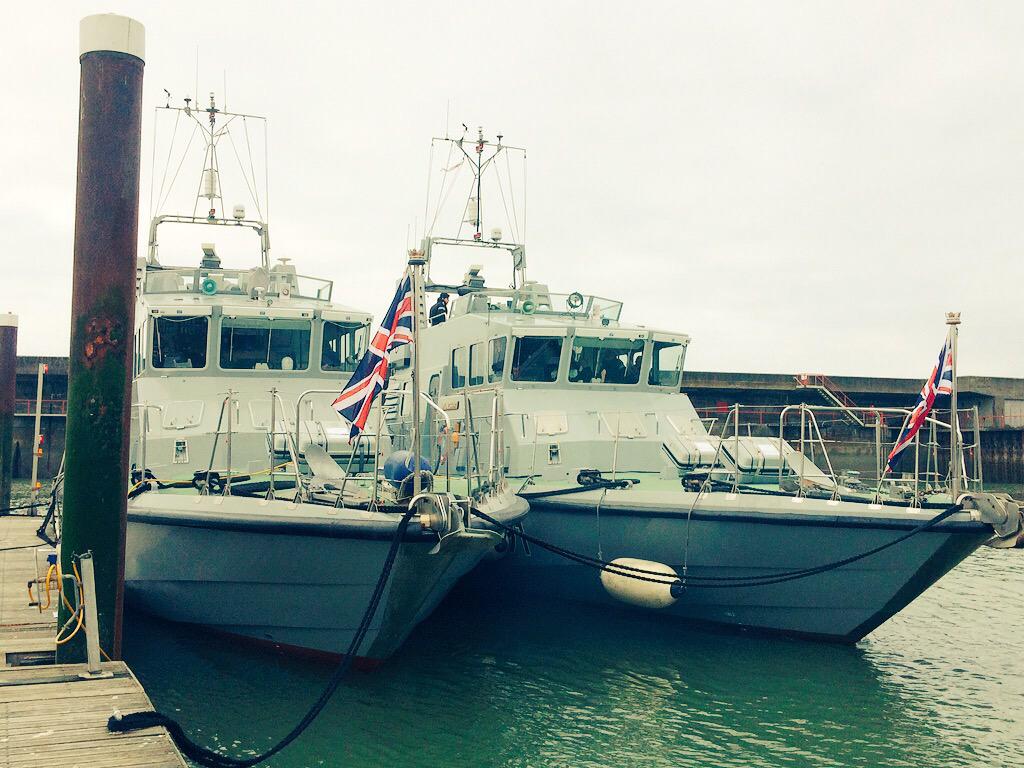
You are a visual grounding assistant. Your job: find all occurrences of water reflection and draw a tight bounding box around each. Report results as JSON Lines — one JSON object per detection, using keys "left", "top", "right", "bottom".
{"left": 123, "top": 547, "right": 1024, "bottom": 768}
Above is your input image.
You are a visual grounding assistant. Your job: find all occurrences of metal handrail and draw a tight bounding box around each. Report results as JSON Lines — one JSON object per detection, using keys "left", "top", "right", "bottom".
{"left": 464, "top": 386, "right": 509, "bottom": 498}
{"left": 422, "top": 392, "right": 453, "bottom": 494}
{"left": 201, "top": 392, "right": 235, "bottom": 496}
{"left": 130, "top": 403, "right": 162, "bottom": 478}
{"left": 269, "top": 390, "right": 306, "bottom": 501}
{"left": 293, "top": 389, "right": 350, "bottom": 455}
{"left": 337, "top": 431, "right": 370, "bottom": 505}
{"left": 773, "top": 405, "right": 841, "bottom": 499}
{"left": 14, "top": 399, "right": 68, "bottom": 416}
{"left": 504, "top": 401, "right": 982, "bottom": 501}
{"left": 375, "top": 387, "right": 454, "bottom": 494}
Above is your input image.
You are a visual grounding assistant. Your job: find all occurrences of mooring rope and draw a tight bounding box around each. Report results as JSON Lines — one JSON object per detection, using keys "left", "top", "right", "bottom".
{"left": 0, "top": 501, "right": 44, "bottom": 515}
{"left": 472, "top": 503, "right": 964, "bottom": 590}
{"left": 108, "top": 506, "right": 418, "bottom": 767}
{"left": 518, "top": 478, "right": 635, "bottom": 499}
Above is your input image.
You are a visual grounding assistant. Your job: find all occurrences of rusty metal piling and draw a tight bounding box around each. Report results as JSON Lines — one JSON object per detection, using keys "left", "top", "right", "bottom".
{"left": 57, "top": 14, "right": 146, "bottom": 663}
{"left": 0, "top": 314, "right": 16, "bottom": 513}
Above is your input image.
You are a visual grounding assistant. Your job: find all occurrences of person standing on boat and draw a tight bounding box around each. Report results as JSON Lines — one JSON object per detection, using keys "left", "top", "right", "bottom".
{"left": 429, "top": 292, "right": 450, "bottom": 326}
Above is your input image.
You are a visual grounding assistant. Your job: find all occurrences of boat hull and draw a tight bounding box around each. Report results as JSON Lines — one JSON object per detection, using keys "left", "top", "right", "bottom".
{"left": 485, "top": 490, "right": 991, "bottom": 642}
{"left": 125, "top": 493, "right": 521, "bottom": 660}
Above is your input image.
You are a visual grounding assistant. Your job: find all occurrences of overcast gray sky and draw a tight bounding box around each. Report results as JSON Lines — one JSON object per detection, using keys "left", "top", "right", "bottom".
{"left": 2, "top": 1, "right": 1022, "bottom": 378}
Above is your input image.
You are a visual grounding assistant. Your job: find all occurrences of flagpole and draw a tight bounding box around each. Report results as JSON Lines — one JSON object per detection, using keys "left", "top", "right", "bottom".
{"left": 409, "top": 249, "right": 426, "bottom": 496}
{"left": 946, "top": 311, "right": 961, "bottom": 499}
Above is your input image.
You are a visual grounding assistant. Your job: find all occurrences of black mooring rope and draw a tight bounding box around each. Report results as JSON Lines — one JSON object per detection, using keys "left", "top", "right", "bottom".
{"left": 0, "top": 501, "right": 44, "bottom": 515}
{"left": 35, "top": 493, "right": 59, "bottom": 547}
{"left": 472, "top": 503, "right": 964, "bottom": 590}
{"left": 108, "top": 506, "right": 418, "bottom": 768}
{"left": 518, "top": 478, "right": 636, "bottom": 499}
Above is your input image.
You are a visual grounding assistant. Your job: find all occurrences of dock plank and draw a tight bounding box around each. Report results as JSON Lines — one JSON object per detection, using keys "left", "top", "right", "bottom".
{"left": 0, "top": 515, "right": 56, "bottom": 668}
{"left": 0, "top": 516, "right": 187, "bottom": 767}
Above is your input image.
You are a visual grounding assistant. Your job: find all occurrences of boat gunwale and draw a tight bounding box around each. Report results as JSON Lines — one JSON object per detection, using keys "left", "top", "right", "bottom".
{"left": 127, "top": 495, "right": 529, "bottom": 541}
{"left": 527, "top": 493, "right": 989, "bottom": 534}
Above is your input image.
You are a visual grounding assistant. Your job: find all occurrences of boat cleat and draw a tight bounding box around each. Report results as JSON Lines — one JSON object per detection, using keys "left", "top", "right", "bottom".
{"left": 411, "top": 493, "right": 462, "bottom": 538}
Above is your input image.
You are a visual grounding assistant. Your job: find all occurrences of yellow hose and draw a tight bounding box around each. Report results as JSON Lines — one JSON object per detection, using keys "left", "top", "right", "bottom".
{"left": 53, "top": 562, "right": 87, "bottom": 645}
{"left": 54, "top": 606, "right": 83, "bottom": 645}
{"left": 55, "top": 564, "right": 76, "bottom": 613}
{"left": 27, "top": 563, "right": 58, "bottom": 609}
{"left": 40, "top": 563, "right": 57, "bottom": 609}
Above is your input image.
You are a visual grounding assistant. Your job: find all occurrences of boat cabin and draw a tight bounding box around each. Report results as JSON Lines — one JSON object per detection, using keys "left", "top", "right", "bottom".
{"left": 134, "top": 257, "right": 371, "bottom": 380}
{"left": 416, "top": 277, "right": 689, "bottom": 398}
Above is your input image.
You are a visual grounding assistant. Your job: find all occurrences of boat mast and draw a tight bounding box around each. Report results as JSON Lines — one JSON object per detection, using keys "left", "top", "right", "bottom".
{"left": 422, "top": 128, "right": 526, "bottom": 289}
{"left": 148, "top": 94, "right": 271, "bottom": 268}
{"left": 409, "top": 249, "right": 426, "bottom": 495}
{"left": 474, "top": 127, "right": 483, "bottom": 241}
{"left": 196, "top": 93, "right": 224, "bottom": 222}
{"left": 946, "top": 311, "right": 961, "bottom": 498}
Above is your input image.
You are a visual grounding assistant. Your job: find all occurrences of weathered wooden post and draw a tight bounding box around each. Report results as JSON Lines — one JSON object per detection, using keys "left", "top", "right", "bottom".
{"left": 57, "top": 14, "right": 145, "bottom": 663}
{"left": 0, "top": 313, "right": 16, "bottom": 512}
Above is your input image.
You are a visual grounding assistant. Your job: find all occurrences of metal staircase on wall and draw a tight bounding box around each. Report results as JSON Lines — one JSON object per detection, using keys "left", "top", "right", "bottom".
{"left": 794, "top": 373, "right": 867, "bottom": 427}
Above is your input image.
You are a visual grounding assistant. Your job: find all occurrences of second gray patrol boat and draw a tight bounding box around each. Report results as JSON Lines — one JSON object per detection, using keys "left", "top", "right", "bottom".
{"left": 388, "top": 127, "right": 1023, "bottom": 643}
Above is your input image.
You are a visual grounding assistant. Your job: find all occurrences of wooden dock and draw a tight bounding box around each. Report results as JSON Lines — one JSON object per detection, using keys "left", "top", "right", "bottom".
{"left": 0, "top": 515, "right": 187, "bottom": 767}
{"left": 0, "top": 515, "right": 56, "bottom": 666}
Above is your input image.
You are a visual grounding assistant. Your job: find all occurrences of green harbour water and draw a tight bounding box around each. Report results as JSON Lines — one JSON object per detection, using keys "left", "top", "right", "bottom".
{"left": 123, "top": 548, "right": 1024, "bottom": 767}
{"left": 11, "top": 481, "right": 1024, "bottom": 767}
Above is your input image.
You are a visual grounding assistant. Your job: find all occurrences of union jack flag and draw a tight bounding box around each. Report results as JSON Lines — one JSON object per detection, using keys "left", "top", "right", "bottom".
{"left": 885, "top": 333, "right": 954, "bottom": 473}
{"left": 332, "top": 272, "right": 414, "bottom": 438}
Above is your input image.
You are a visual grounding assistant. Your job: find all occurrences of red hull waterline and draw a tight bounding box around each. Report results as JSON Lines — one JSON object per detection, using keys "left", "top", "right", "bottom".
{"left": 205, "top": 626, "right": 386, "bottom": 671}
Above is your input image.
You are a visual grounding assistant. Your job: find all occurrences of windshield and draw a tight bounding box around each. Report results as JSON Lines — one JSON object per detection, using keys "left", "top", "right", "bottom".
{"left": 569, "top": 337, "right": 644, "bottom": 384}
{"left": 321, "top": 320, "right": 367, "bottom": 372}
{"left": 511, "top": 336, "right": 563, "bottom": 382}
{"left": 220, "top": 317, "right": 311, "bottom": 370}
{"left": 649, "top": 340, "right": 684, "bottom": 387}
{"left": 152, "top": 316, "right": 208, "bottom": 369}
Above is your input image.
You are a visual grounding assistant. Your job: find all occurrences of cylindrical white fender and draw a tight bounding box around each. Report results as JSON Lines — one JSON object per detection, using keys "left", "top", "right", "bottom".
{"left": 600, "top": 558, "right": 679, "bottom": 609}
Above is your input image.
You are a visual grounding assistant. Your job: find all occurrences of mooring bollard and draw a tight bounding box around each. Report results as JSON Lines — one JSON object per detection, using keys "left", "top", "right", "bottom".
{"left": 57, "top": 14, "right": 146, "bottom": 664}
{"left": 0, "top": 313, "right": 15, "bottom": 513}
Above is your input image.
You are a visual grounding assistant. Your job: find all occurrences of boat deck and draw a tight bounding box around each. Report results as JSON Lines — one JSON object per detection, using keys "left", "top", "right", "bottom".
{"left": 0, "top": 515, "right": 187, "bottom": 767}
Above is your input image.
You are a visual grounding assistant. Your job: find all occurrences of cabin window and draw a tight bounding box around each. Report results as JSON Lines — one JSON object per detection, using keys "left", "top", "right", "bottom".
{"left": 152, "top": 316, "right": 209, "bottom": 369}
{"left": 139, "top": 319, "right": 147, "bottom": 372}
{"left": 321, "top": 320, "right": 367, "bottom": 372}
{"left": 511, "top": 336, "right": 563, "bottom": 382}
{"left": 451, "top": 347, "right": 467, "bottom": 388}
{"left": 220, "top": 317, "right": 310, "bottom": 370}
{"left": 568, "top": 337, "right": 644, "bottom": 384}
{"left": 488, "top": 337, "right": 507, "bottom": 383}
{"left": 469, "top": 342, "right": 486, "bottom": 386}
{"left": 649, "top": 340, "right": 685, "bottom": 387}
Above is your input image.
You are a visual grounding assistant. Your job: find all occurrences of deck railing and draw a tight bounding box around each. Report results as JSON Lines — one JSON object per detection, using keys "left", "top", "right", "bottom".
{"left": 14, "top": 399, "right": 67, "bottom": 416}
{"left": 710, "top": 403, "right": 983, "bottom": 503}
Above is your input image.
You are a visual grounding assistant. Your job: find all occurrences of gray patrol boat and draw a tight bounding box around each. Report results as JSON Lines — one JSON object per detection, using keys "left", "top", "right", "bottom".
{"left": 125, "top": 100, "right": 526, "bottom": 663}
{"left": 390, "top": 128, "right": 1022, "bottom": 643}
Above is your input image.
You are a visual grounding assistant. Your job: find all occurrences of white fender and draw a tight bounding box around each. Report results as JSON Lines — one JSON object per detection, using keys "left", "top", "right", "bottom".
{"left": 600, "top": 558, "right": 679, "bottom": 609}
